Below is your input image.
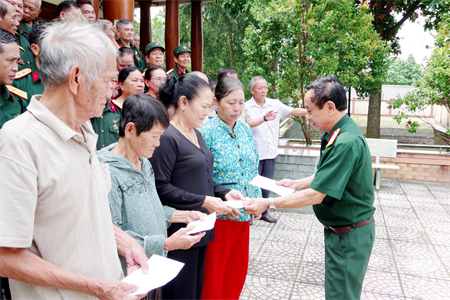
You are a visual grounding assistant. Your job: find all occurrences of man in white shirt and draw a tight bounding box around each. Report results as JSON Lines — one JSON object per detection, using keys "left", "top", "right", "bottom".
{"left": 245, "top": 76, "right": 306, "bottom": 223}
{"left": 0, "top": 20, "right": 148, "bottom": 300}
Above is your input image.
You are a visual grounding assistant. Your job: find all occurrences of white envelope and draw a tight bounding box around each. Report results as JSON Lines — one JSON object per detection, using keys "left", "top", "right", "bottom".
{"left": 250, "top": 175, "right": 295, "bottom": 196}
{"left": 186, "top": 212, "right": 216, "bottom": 235}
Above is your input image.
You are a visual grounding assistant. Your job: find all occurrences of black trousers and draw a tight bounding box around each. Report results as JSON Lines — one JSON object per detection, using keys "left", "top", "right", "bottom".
{"left": 258, "top": 158, "right": 276, "bottom": 217}
{"left": 162, "top": 245, "right": 208, "bottom": 300}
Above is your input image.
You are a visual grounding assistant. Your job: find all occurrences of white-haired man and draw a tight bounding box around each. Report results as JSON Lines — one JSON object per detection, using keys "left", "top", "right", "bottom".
{"left": 0, "top": 21, "right": 148, "bottom": 300}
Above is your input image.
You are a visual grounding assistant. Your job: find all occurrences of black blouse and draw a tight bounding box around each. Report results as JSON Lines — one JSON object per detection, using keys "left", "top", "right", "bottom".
{"left": 150, "top": 125, "right": 230, "bottom": 246}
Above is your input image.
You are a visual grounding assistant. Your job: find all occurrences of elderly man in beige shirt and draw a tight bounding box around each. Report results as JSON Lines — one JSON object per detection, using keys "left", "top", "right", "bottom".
{"left": 0, "top": 20, "right": 149, "bottom": 300}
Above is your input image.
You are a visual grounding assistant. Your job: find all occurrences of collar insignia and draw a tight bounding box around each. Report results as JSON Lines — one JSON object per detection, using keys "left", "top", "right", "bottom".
{"left": 326, "top": 128, "right": 341, "bottom": 148}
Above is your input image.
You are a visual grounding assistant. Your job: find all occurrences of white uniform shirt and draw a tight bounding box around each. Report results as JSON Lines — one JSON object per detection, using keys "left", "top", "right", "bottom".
{"left": 245, "top": 97, "right": 292, "bottom": 160}
{"left": 0, "top": 96, "right": 123, "bottom": 300}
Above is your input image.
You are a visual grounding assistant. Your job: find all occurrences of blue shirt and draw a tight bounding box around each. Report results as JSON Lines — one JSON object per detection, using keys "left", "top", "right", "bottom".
{"left": 201, "top": 116, "right": 262, "bottom": 222}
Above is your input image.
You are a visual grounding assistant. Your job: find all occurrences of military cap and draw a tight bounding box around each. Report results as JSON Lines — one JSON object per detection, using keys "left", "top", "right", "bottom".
{"left": 145, "top": 42, "right": 165, "bottom": 55}
{"left": 173, "top": 45, "right": 191, "bottom": 57}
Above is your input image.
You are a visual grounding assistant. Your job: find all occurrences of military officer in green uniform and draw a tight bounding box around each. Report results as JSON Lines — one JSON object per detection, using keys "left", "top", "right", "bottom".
{"left": 0, "top": 28, "right": 27, "bottom": 128}
{"left": 144, "top": 41, "right": 165, "bottom": 68}
{"left": 244, "top": 76, "right": 375, "bottom": 300}
{"left": 167, "top": 44, "right": 191, "bottom": 79}
{"left": 116, "top": 19, "right": 148, "bottom": 72}
{"left": 91, "top": 99, "right": 122, "bottom": 150}
{"left": 20, "top": 0, "right": 42, "bottom": 39}
{"left": 12, "top": 21, "right": 44, "bottom": 102}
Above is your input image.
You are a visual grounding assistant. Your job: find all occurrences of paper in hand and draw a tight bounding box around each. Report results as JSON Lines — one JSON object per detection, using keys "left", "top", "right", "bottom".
{"left": 122, "top": 255, "right": 184, "bottom": 296}
{"left": 186, "top": 212, "right": 216, "bottom": 235}
{"left": 225, "top": 200, "right": 245, "bottom": 209}
{"left": 250, "top": 175, "right": 295, "bottom": 196}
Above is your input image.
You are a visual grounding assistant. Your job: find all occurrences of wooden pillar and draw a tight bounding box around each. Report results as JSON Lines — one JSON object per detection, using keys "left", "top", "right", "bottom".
{"left": 139, "top": 1, "right": 152, "bottom": 54}
{"left": 102, "top": 0, "right": 134, "bottom": 24}
{"left": 77, "top": 0, "right": 99, "bottom": 20}
{"left": 165, "top": 0, "right": 179, "bottom": 71}
{"left": 191, "top": 0, "right": 203, "bottom": 72}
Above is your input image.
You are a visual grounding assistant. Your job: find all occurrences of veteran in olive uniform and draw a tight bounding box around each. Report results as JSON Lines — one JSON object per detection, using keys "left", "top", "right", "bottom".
{"left": 167, "top": 44, "right": 191, "bottom": 79}
{"left": 90, "top": 99, "right": 121, "bottom": 150}
{"left": 0, "top": 28, "right": 27, "bottom": 128}
{"left": 144, "top": 41, "right": 165, "bottom": 68}
{"left": 116, "top": 19, "right": 148, "bottom": 72}
{"left": 244, "top": 76, "right": 375, "bottom": 300}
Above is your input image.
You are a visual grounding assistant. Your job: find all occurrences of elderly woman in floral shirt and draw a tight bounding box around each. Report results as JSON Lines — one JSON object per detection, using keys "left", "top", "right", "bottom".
{"left": 200, "top": 77, "right": 261, "bottom": 300}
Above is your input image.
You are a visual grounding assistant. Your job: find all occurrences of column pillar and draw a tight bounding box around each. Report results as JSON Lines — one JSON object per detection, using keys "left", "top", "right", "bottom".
{"left": 191, "top": 0, "right": 203, "bottom": 72}
{"left": 139, "top": 1, "right": 152, "bottom": 54}
{"left": 102, "top": 0, "right": 134, "bottom": 24}
{"left": 76, "top": 0, "right": 99, "bottom": 20}
{"left": 165, "top": 0, "right": 179, "bottom": 71}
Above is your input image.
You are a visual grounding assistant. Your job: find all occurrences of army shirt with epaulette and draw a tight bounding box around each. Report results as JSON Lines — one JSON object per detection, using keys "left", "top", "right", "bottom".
{"left": 117, "top": 39, "right": 148, "bottom": 72}
{"left": 12, "top": 62, "right": 43, "bottom": 102}
{"left": 0, "top": 84, "right": 28, "bottom": 128}
{"left": 166, "top": 65, "right": 188, "bottom": 79}
{"left": 16, "top": 27, "right": 35, "bottom": 71}
{"left": 91, "top": 100, "right": 122, "bottom": 150}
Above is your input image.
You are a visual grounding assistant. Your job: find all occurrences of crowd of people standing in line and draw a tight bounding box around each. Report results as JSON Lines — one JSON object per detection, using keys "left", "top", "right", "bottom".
{"left": 1, "top": 1, "right": 377, "bottom": 300}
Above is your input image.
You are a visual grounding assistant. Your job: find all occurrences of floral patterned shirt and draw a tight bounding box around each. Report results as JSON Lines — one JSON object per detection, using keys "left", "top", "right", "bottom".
{"left": 201, "top": 115, "right": 262, "bottom": 222}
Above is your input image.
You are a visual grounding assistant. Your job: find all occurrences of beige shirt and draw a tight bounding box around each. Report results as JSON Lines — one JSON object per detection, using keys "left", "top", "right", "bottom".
{"left": 0, "top": 96, "right": 123, "bottom": 299}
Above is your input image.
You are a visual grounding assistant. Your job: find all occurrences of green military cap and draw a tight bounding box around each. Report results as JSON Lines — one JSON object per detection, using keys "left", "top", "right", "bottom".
{"left": 145, "top": 42, "right": 165, "bottom": 55}
{"left": 173, "top": 45, "right": 191, "bottom": 57}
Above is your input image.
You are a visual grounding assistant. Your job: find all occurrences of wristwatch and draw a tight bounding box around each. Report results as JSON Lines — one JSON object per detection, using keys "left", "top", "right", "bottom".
{"left": 269, "top": 197, "right": 276, "bottom": 212}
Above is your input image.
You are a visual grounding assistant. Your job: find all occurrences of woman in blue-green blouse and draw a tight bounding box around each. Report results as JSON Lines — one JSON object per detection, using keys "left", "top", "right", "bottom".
{"left": 200, "top": 77, "right": 261, "bottom": 300}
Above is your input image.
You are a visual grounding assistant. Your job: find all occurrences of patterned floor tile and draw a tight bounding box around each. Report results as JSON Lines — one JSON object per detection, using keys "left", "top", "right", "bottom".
{"left": 423, "top": 222, "right": 450, "bottom": 246}
{"left": 385, "top": 220, "right": 432, "bottom": 243}
{"left": 290, "top": 282, "right": 324, "bottom": 299}
{"left": 367, "top": 239, "right": 397, "bottom": 273}
{"left": 399, "top": 274, "right": 450, "bottom": 299}
{"left": 295, "top": 261, "right": 325, "bottom": 286}
{"left": 247, "top": 255, "right": 301, "bottom": 281}
{"left": 241, "top": 276, "right": 295, "bottom": 300}
{"left": 362, "top": 270, "right": 404, "bottom": 297}
{"left": 257, "top": 239, "right": 304, "bottom": 261}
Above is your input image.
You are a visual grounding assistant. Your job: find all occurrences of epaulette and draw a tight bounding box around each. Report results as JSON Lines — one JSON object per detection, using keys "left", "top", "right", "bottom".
{"left": 15, "top": 68, "right": 32, "bottom": 79}
{"left": 142, "top": 68, "right": 147, "bottom": 77}
{"left": 6, "top": 85, "right": 27, "bottom": 100}
{"left": 18, "top": 46, "right": 25, "bottom": 52}
{"left": 326, "top": 128, "right": 341, "bottom": 148}
{"left": 166, "top": 69, "right": 174, "bottom": 75}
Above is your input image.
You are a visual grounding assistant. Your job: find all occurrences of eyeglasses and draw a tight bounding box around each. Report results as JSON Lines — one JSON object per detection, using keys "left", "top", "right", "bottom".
{"left": 151, "top": 77, "right": 166, "bottom": 83}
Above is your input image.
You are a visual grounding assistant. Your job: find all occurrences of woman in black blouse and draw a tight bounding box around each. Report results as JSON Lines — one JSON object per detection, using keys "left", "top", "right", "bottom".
{"left": 150, "top": 73, "right": 244, "bottom": 300}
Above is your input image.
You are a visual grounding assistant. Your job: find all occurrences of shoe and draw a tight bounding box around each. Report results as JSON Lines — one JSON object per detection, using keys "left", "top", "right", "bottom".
{"left": 261, "top": 214, "right": 277, "bottom": 223}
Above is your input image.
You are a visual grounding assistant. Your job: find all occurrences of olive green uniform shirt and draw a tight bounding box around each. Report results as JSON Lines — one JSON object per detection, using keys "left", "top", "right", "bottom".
{"left": 167, "top": 65, "right": 189, "bottom": 79}
{"left": 310, "top": 114, "right": 375, "bottom": 227}
{"left": 16, "top": 28, "right": 35, "bottom": 71}
{"left": 12, "top": 63, "right": 43, "bottom": 102}
{"left": 0, "top": 84, "right": 28, "bottom": 128}
{"left": 117, "top": 39, "right": 148, "bottom": 72}
{"left": 91, "top": 100, "right": 122, "bottom": 150}
{"left": 19, "top": 20, "right": 34, "bottom": 40}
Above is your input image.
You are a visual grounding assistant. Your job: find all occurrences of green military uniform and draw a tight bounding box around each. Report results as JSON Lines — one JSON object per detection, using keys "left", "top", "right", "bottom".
{"left": 16, "top": 28, "right": 35, "bottom": 71}
{"left": 167, "top": 44, "right": 191, "bottom": 79}
{"left": 117, "top": 39, "right": 148, "bottom": 72}
{"left": 19, "top": 20, "right": 34, "bottom": 40}
{"left": 0, "top": 84, "right": 28, "bottom": 128}
{"left": 310, "top": 114, "right": 375, "bottom": 300}
{"left": 12, "top": 63, "right": 43, "bottom": 102}
{"left": 167, "top": 65, "right": 188, "bottom": 79}
{"left": 91, "top": 100, "right": 122, "bottom": 150}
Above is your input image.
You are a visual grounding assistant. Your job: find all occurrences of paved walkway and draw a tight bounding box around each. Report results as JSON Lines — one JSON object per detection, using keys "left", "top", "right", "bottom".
{"left": 240, "top": 179, "right": 450, "bottom": 299}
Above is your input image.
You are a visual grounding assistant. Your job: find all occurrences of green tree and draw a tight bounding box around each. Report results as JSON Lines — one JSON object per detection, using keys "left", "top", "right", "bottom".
{"left": 355, "top": 0, "right": 447, "bottom": 139}
{"left": 243, "top": 0, "right": 389, "bottom": 144}
{"left": 390, "top": 16, "right": 450, "bottom": 145}
{"left": 385, "top": 54, "right": 423, "bottom": 85}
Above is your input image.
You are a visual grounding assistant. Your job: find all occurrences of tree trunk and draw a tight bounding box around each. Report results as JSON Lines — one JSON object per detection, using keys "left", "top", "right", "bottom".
{"left": 300, "top": 116, "right": 312, "bottom": 145}
{"left": 366, "top": 90, "right": 381, "bottom": 138}
{"left": 227, "top": 34, "right": 235, "bottom": 69}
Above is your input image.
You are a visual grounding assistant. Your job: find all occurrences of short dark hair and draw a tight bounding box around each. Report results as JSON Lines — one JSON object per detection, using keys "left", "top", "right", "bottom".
{"left": 118, "top": 47, "right": 134, "bottom": 59}
{"left": 0, "top": 28, "right": 16, "bottom": 53}
{"left": 215, "top": 77, "right": 244, "bottom": 102}
{"left": 119, "top": 94, "right": 170, "bottom": 137}
{"left": 28, "top": 21, "right": 48, "bottom": 46}
{"left": 305, "top": 76, "right": 347, "bottom": 111}
{"left": 208, "top": 79, "right": 217, "bottom": 93}
{"left": 56, "top": 1, "right": 80, "bottom": 17}
{"left": 116, "top": 19, "right": 132, "bottom": 30}
{"left": 158, "top": 72, "right": 210, "bottom": 110}
{"left": 118, "top": 66, "right": 139, "bottom": 84}
{"left": 217, "top": 68, "right": 237, "bottom": 82}
{"left": 144, "top": 66, "right": 164, "bottom": 81}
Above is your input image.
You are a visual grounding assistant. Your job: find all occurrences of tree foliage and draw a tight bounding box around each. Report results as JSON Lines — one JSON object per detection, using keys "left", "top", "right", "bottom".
{"left": 390, "top": 16, "right": 450, "bottom": 145}
{"left": 385, "top": 54, "right": 423, "bottom": 85}
{"left": 243, "top": 0, "right": 389, "bottom": 144}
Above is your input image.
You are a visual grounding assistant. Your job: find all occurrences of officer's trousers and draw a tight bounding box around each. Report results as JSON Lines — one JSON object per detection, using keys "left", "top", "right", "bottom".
{"left": 324, "top": 221, "right": 375, "bottom": 300}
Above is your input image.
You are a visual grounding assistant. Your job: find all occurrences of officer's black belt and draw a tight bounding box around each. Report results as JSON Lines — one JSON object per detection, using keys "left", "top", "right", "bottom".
{"left": 324, "top": 217, "right": 374, "bottom": 235}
